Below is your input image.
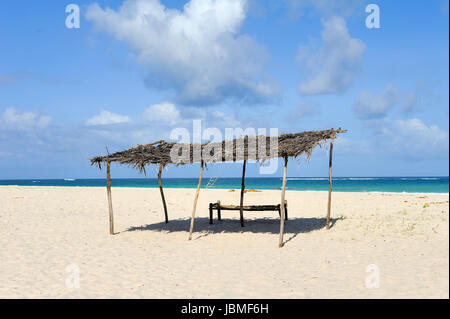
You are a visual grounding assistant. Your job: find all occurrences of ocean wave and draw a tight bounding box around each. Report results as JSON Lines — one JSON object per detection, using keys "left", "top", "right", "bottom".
{"left": 287, "top": 178, "right": 327, "bottom": 181}
{"left": 366, "top": 191, "right": 449, "bottom": 195}
{"left": 343, "top": 178, "right": 378, "bottom": 181}
{"left": 399, "top": 177, "right": 441, "bottom": 181}
{"left": 287, "top": 177, "right": 380, "bottom": 181}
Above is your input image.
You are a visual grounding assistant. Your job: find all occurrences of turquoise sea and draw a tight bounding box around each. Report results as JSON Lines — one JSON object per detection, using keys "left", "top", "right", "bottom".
{"left": 0, "top": 177, "right": 448, "bottom": 194}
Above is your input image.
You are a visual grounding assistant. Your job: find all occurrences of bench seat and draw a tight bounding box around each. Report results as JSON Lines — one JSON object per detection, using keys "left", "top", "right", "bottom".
{"left": 208, "top": 200, "right": 288, "bottom": 225}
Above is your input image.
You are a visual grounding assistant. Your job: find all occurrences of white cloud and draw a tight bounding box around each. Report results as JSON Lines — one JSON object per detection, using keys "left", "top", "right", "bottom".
{"left": 143, "top": 101, "right": 240, "bottom": 128}
{"left": 0, "top": 107, "right": 59, "bottom": 158}
{"left": 81, "top": 102, "right": 243, "bottom": 148}
{"left": 401, "top": 92, "right": 418, "bottom": 113}
{"left": 0, "top": 107, "right": 51, "bottom": 130}
{"left": 353, "top": 83, "right": 420, "bottom": 119}
{"left": 287, "top": 100, "right": 320, "bottom": 121}
{"left": 208, "top": 110, "right": 241, "bottom": 127}
{"left": 335, "top": 118, "right": 449, "bottom": 160}
{"left": 296, "top": 16, "right": 365, "bottom": 95}
{"left": 86, "top": 0, "right": 279, "bottom": 105}
{"left": 374, "top": 118, "right": 449, "bottom": 158}
{"left": 85, "top": 102, "right": 243, "bottom": 147}
{"left": 353, "top": 83, "right": 399, "bottom": 119}
{"left": 334, "top": 136, "right": 372, "bottom": 155}
{"left": 85, "top": 110, "right": 131, "bottom": 126}
{"left": 144, "top": 102, "right": 181, "bottom": 125}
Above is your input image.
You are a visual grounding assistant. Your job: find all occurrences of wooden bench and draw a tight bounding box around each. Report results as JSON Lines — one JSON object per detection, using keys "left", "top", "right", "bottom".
{"left": 209, "top": 200, "right": 288, "bottom": 225}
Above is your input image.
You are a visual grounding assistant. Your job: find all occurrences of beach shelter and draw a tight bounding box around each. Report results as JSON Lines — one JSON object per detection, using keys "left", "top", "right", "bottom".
{"left": 90, "top": 128, "right": 346, "bottom": 247}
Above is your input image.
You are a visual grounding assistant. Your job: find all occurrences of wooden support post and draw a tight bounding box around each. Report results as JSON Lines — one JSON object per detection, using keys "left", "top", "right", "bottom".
{"left": 284, "top": 200, "right": 288, "bottom": 220}
{"left": 209, "top": 203, "right": 213, "bottom": 225}
{"left": 106, "top": 161, "right": 114, "bottom": 235}
{"left": 239, "top": 159, "right": 247, "bottom": 227}
{"left": 217, "top": 200, "right": 221, "bottom": 221}
{"left": 279, "top": 157, "right": 288, "bottom": 248}
{"left": 188, "top": 162, "right": 204, "bottom": 240}
{"left": 158, "top": 163, "right": 169, "bottom": 224}
{"left": 326, "top": 137, "right": 334, "bottom": 229}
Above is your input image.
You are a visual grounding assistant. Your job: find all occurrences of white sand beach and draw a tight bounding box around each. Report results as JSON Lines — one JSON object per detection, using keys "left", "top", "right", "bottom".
{"left": 0, "top": 186, "right": 448, "bottom": 298}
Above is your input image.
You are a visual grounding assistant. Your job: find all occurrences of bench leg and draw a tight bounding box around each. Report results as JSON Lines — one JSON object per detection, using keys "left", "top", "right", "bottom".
{"left": 209, "top": 204, "right": 213, "bottom": 225}
{"left": 216, "top": 201, "right": 222, "bottom": 221}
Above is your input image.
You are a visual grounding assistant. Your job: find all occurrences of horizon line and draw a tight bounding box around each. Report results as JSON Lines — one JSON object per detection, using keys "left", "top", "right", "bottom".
{"left": 0, "top": 176, "right": 449, "bottom": 181}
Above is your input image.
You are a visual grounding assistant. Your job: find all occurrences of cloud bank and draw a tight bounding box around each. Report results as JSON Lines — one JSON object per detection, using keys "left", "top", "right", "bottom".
{"left": 296, "top": 16, "right": 365, "bottom": 95}
{"left": 1, "top": 107, "right": 51, "bottom": 131}
{"left": 86, "top": 0, "right": 280, "bottom": 106}
{"left": 377, "top": 118, "right": 449, "bottom": 159}
{"left": 353, "top": 83, "right": 399, "bottom": 119}
{"left": 85, "top": 110, "right": 131, "bottom": 126}
{"left": 353, "top": 83, "right": 420, "bottom": 119}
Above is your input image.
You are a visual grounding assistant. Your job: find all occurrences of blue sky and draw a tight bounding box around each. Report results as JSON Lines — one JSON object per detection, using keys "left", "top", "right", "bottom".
{"left": 0, "top": 0, "right": 448, "bottom": 179}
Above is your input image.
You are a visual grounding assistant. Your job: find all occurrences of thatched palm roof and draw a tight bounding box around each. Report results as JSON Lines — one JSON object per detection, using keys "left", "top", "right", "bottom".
{"left": 89, "top": 128, "right": 346, "bottom": 171}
